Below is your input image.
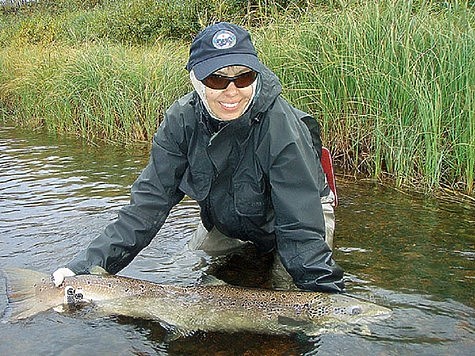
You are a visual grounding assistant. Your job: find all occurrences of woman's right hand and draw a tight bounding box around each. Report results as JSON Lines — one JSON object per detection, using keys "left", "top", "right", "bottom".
{"left": 52, "top": 267, "right": 76, "bottom": 287}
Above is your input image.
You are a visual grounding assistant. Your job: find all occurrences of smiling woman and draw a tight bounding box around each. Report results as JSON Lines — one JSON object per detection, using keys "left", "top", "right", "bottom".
{"left": 202, "top": 66, "right": 256, "bottom": 121}
{"left": 189, "top": 65, "right": 259, "bottom": 122}
{"left": 52, "top": 22, "right": 343, "bottom": 296}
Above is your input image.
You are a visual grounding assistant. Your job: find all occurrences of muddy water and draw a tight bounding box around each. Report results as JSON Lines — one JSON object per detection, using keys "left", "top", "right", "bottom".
{"left": 0, "top": 124, "right": 474, "bottom": 355}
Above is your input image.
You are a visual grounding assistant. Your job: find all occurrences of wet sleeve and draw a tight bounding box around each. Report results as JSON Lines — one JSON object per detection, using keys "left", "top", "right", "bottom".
{"left": 67, "top": 114, "right": 187, "bottom": 275}
{"left": 267, "top": 116, "right": 345, "bottom": 293}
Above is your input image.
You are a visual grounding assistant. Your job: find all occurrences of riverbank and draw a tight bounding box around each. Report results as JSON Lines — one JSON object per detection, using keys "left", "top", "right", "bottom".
{"left": 1, "top": 1, "right": 474, "bottom": 196}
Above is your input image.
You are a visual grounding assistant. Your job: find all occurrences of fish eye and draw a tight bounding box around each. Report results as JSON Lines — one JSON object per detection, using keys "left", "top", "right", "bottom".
{"left": 66, "top": 287, "right": 75, "bottom": 296}
{"left": 350, "top": 306, "right": 362, "bottom": 315}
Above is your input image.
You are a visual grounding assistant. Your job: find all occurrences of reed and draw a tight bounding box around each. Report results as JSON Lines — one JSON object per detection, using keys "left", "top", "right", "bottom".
{"left": 0, "top": 43, "right": 191, "bottom": 143}
{"left": 0, "top": 1, "right": 473, "bottom": 195}
{"left": 256, "top": 1, "right": 475, "bottom": 194}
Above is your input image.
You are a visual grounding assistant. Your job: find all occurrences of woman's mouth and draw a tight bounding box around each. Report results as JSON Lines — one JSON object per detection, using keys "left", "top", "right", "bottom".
{"left": 220, "top": 101, "right": 239, "bottom": 110}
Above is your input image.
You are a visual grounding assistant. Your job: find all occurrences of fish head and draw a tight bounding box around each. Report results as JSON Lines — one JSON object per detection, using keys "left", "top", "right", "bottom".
{"left": 325, "top": 293, "right": 392, "bottom": 324}
{"left": 304, "top": 293, "right": 392, "bottom": 325}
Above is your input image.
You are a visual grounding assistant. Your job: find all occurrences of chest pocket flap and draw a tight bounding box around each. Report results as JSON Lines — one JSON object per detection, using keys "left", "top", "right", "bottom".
{"left": 233, "top": 179, "right": 270, "bottom": 217}
{"left": 179, "top": 167, "right": 211, "bottom": 201}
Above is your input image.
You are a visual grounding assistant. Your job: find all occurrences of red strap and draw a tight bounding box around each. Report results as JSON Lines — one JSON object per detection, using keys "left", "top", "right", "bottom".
{"left": 320, "top": 147, "right": 338, "bottom": 207}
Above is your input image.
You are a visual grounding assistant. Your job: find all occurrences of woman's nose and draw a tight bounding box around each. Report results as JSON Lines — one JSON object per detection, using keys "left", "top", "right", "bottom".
{"left": 223, "top": 81, "right": 238, "bottom": 95}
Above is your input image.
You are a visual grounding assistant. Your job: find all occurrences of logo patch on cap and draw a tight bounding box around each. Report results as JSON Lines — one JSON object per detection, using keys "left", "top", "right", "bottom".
{"left": 212, "top": 30, "right": 237, "bottom": 50}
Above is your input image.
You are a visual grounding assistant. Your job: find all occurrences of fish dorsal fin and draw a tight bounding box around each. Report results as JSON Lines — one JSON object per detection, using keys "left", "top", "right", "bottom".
{"left": 89, "top": 266, "right": 109, "bottom": 276}
{"left": 201, "top": 275, "right": 227, "bottom": 286}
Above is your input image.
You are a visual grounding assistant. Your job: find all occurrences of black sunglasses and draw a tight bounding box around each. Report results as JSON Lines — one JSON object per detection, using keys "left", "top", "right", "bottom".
{"left": 202, "top": 71, "right": 257, "bottom": 90}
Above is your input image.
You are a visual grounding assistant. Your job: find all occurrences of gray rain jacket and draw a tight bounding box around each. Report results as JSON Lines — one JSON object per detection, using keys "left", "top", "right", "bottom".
{"left": 68, "top": 66, "right": 345, "bottom": 292}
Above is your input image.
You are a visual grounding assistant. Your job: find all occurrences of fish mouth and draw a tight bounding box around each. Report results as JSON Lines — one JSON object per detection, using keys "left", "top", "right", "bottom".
{"left": 328, "top": 293, "right": 392, "bottom": 323}
{"left": 348, "top": 308, "right": 392, "bottom": 324}
{"left": 355, "top": 313, "right": 392, "bottom": 324}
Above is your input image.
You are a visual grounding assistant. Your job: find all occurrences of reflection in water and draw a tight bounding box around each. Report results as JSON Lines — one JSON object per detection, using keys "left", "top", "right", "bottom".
{"left": 0, "top": 126, "right": 148, "bottom": 273}
{"left": 336, "top": 182, "right": 475, "bottom": 307}
{"left": 0, "top": 124, "right": 474, "bottom": 355}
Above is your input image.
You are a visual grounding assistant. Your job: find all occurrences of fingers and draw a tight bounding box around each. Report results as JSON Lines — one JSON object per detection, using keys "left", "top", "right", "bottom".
{"left": 52, "top": 267, "right": 76, "bottom": 287}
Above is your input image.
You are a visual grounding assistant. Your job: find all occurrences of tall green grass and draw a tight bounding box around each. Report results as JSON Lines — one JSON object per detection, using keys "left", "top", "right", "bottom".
{"left": 0, "top": 43, "right": 190, "bottom": 143}
{"left": 0, "top": 1, "right": 474, "bottom": 195}
{"left": 257, "top": 1, "right": 475, "bottom": 194}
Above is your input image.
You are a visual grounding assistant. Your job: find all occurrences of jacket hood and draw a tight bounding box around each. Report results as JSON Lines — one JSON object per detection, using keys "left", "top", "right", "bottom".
{"left": 194, "top": 65, "right": 282, "bottom": 132}
{"left": 247, "top": 65, "right": 282, "bottom": 119}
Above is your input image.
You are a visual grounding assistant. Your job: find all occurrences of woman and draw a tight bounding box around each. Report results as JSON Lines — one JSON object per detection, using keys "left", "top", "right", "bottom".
{"left": 53, "top": 22, "right": 344, "bottom": 293}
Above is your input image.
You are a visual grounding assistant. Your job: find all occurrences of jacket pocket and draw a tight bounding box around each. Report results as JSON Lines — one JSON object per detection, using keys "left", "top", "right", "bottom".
{"left": 233, "top": 180, "right": 269, "bottom": 217}
{"left": 179, "top": 168, "right": 211, "bottom": 201}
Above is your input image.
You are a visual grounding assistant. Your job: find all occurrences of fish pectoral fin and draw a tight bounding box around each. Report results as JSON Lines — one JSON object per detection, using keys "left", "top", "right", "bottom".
{"left": 200, "top": 275, "right": 227, "bottom": 286}
{"left": 53, "top": 305, "right": 66, "bottom": 313}
{"left": 161, "top": 324, "right": 196, "bottom": 342}
{"left": 165, "top": 329, "right": 195, "bottom": 342}
{"left": 277, "top": 316, "right": 312, "bottom": 328}
{"left": 278, "top": 316, "right": 324, "bottom": 337}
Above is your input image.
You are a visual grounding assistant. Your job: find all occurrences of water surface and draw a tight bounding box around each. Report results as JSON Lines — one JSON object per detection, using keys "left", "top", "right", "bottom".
{"left": 0, "top": 124, "right": 474, "bottom": 355}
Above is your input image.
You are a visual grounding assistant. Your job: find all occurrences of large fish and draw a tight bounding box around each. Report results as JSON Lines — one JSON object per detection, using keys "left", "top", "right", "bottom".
{"left": 1, "top": 268, "right": 391, "bottom": 336}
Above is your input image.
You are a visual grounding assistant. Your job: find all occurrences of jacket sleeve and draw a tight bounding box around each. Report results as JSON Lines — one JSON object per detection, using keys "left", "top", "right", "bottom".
{"left": 266, "top": 110, "right": 345, "bottom": 293}
{"left": 67, "top": 112, "right": 188, "bottom": 275}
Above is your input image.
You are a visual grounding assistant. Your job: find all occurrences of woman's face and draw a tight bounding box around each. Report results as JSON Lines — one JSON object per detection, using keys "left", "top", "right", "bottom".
{"left": 204, "top": 66, "right": 254, "bottom": 121}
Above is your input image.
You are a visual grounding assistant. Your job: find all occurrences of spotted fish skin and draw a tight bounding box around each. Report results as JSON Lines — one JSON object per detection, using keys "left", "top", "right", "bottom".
{"left": 2, "top": 268, "right": 391, "bottom": 335}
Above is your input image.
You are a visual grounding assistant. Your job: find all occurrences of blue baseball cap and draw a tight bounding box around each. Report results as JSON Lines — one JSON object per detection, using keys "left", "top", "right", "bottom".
{"left": 186, "top": 22, "right": 264, "bottom": 81}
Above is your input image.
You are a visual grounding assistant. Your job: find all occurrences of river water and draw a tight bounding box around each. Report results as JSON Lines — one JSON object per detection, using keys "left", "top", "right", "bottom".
{"left": 0, "top": 124, "right": 474, "bottom": 355}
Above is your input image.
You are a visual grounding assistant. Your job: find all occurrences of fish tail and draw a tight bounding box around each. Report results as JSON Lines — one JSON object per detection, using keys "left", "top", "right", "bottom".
{"left": 2, "top": 268, "right": 59, "bottom": 321}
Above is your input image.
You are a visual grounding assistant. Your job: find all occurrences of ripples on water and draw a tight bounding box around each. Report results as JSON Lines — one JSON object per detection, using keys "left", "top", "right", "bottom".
{"left": 0, "top": 125, "right": 474, "bottom": 355}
